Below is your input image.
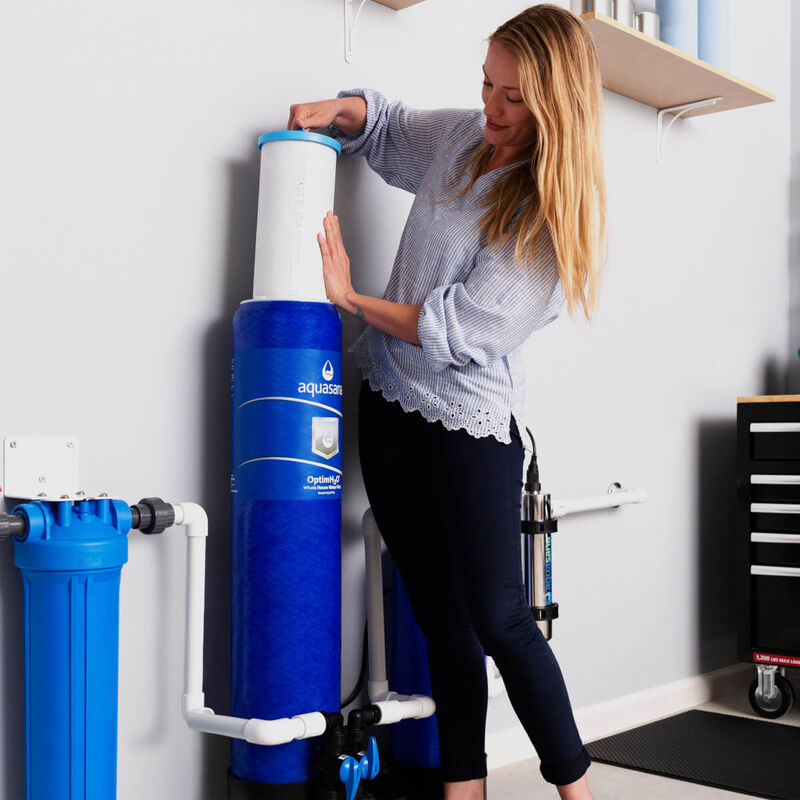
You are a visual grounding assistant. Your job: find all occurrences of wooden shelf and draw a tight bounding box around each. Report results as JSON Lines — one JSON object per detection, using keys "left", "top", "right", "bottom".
{"left": 581, "top": 12, "right": 774, "bottom": 117}
{"left": 739, "top": 396, "right": 800, "bottom": 404}
{"left": 371, "top": 0, "right": 425, "bottom": 9}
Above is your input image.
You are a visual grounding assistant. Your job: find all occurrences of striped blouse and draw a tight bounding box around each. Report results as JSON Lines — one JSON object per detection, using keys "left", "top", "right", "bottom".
{"left": 329, "top": 88, "right": 564, "bottom": 444}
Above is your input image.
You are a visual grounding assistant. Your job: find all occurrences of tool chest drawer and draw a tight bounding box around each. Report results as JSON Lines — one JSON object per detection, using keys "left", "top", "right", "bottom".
{"left": 737, "top": 397, "right": 800, "bottom": 664}
{"left": 751, "top": 570, "right": 800, "bottom": 652}
{"left": 750, "top": 538, "right": 800, "bottom": 567}
{"left": 749, "top": 422, "right": 800, "bottom": 461}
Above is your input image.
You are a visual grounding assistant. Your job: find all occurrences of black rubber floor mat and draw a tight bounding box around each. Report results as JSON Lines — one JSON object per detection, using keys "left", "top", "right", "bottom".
{"left": 585, "top": 710, "right": 800, "bottom": 799}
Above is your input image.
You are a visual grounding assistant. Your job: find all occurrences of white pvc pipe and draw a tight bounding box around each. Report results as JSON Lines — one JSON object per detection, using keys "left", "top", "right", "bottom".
{"left": 176, "top": 501, "right": 434, "bottom": 744}
{"left": 174, "top": 502, "right": 327, "bottom": 745}
{"left": 176, "top": 502, "right": 207, "bottom": 715}
{"left": 361, "top": 509, "right": 436, "bottom": 725}
{"left": 371, "top": 694, "right": 436, "bottom": 725}
{"left": 362, "top": 509, "right": 389, "bottom": 700}
{"left": 551, "top": 488, "right": 647, "bottom": 519}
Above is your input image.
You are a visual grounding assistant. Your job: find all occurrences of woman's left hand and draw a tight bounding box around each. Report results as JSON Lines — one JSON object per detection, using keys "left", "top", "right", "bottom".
{"left": 318, "top": 212, "right": 355, "bottom": 310}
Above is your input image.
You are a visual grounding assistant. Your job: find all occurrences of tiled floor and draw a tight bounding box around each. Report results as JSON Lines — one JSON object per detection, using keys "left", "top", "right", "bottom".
{"left": 487, "top": 686, "right": 800, "bottom": 799}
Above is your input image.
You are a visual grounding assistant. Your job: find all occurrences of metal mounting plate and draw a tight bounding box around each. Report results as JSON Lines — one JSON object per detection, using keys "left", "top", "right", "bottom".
{"left": 3, "top": 436, "right": 80, "bottom": 500}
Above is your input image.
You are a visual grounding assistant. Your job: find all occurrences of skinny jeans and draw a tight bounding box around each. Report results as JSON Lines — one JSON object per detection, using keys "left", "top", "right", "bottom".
{"left": 358, "top": 381, "right": 591, "bottom": 785}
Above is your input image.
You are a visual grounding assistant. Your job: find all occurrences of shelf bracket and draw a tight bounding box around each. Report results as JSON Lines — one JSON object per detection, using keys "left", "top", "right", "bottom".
{"left": 344, "top": 0, "right": 370, "bottom": 63}
{"left": 657, "top": 97, "right": 722, "bottom": 163}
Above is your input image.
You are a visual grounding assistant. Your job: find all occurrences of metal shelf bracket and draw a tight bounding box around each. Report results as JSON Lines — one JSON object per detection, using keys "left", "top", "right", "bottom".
{"left": 657, "top": 96, "right": 722, "bottom": 163}
{"left": 344, "top": 0, "right": 370, "bottom": 63}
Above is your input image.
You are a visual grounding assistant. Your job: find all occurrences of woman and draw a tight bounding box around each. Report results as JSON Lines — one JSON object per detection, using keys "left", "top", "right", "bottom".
{"left": 288, "top": 5, "right": 604, "bottom": 799}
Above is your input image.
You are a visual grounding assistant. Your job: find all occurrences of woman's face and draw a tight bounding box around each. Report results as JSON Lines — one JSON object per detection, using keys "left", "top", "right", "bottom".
{"left": 481, "top": 41, "right": 537, "bottom": 154}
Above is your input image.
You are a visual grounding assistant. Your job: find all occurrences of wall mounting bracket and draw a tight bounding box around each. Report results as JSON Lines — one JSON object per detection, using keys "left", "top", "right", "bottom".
{"left": 2, "top": 435, "right": 81, "bottom": 500}
{"left": 657, "top": 96, "right": 722, "bottom": 163}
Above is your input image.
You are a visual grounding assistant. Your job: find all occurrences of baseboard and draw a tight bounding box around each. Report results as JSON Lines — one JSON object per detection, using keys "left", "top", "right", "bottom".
{"left": 485, "top": 663, "right": 753, "bottom": 771}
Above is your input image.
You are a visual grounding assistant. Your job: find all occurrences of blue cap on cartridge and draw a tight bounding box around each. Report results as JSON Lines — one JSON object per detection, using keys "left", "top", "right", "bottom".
{"left": 257, "top": 130, "right": 341, "bottom": 156}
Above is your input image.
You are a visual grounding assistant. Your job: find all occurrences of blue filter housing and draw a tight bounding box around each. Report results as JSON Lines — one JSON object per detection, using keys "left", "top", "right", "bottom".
{"left": 231, "top": 299, "right": 342, "bottom": 786}
{"left": 12, "top": 498, "right": 132, "bottom": 800}
{"left": 390, "top": 566, "right": 441, "bottom": 770}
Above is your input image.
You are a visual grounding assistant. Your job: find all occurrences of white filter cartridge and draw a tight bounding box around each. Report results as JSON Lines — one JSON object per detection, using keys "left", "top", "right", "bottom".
{"left": 253, "top": 131, "right": 340, "bottom": 302}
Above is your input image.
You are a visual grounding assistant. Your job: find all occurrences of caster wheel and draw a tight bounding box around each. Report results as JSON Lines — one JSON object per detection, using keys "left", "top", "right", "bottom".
{"left": 748, "top": 674, "right": 795, "bottom": 719}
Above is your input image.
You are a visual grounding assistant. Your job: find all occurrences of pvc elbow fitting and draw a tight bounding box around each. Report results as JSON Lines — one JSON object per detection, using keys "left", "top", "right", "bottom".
{"left": 243, "top": 712, "right": 328, "bottom": 745}
{"left": 173, "top": 502, "right": 208, "bottom": 535}
{"left": 244, "top": 717, "right": 299, "bottom": 746}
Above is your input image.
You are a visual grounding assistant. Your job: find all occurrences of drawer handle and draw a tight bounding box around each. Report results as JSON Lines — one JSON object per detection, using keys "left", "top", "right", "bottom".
{"left": 751, "top": 474, "right": 800, "bottom": 485}
{"left": 751, "top": 565, "right": 800, "bottom": 578}
{"left": 751, "top": 532, "right": 800, "bottom": 544}
{"left": 751, "top": 423, "right": 800, "bottom": 433}
{"left": 751, "top": 503, "right": 800, "bottom": 514}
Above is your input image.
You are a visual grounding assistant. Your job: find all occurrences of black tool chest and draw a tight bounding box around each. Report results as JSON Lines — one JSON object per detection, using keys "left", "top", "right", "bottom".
{"left": 736, "top": 396, "right": 800, "bottom": 716}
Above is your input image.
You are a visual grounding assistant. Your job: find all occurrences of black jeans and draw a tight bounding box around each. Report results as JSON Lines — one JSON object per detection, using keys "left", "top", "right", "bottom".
{"left": 358, "top": 381, "right": 591, "bottom": 785}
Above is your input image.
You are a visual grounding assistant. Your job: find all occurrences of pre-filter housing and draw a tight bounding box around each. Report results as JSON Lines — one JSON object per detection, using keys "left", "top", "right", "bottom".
{"left": 13, "top": 498, "right": 132, "bottom": 800}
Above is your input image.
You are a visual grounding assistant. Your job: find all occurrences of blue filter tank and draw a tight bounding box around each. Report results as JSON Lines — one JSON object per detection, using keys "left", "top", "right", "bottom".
{"left": 230, "top": 129, "right": 343, "bottom": 789}
{"left": 13, "top": 498, "right": 131, "bottom": 800}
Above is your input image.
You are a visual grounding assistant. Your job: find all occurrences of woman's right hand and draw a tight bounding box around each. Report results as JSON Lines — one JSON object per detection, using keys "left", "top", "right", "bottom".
{"left": 287, "top": 99, "right": 341, "bottom": 131}
{"left": 287, "top": 96, "right": 367, "bottom": 135}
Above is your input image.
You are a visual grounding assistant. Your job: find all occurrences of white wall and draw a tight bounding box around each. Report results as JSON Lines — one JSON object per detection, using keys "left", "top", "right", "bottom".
{"left": 0, "top": 1, "right": 792, "bottom": 797}
{"left": 790, "top": 0, "right": 800, "bottom": 390}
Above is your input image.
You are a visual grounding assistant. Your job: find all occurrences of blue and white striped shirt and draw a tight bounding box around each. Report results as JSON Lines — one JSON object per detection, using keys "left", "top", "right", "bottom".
{"left": 330, "top": 88, "right": 564, "bottom": 444}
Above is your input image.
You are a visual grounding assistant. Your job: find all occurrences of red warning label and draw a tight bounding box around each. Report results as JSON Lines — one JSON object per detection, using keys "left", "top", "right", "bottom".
{"left": 753, "top": 652, "right": 800, "bottom": 668}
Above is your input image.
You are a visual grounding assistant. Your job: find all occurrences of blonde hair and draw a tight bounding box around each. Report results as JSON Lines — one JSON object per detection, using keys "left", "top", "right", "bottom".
{"left": 454, "top": 4, "right": 606, "bottom": 320}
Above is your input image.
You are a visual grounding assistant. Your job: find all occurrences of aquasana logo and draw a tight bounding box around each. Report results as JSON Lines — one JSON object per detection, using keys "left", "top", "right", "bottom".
{"left": 298, "top": 359, "right": 342, "bottom": 398}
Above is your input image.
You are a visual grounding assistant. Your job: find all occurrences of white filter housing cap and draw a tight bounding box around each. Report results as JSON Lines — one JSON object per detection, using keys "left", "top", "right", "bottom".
{"left": 253, "top": 131, "right": 340, "bottom": 303}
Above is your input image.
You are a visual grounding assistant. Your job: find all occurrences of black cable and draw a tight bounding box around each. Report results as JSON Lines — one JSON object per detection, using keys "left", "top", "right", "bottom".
{"left": 525, "top": 427, "right": 540, "bottom": 492}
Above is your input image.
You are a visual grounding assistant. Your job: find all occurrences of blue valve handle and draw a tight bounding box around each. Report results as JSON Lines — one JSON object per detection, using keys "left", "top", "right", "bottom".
{"left": 360, "top": 737, "right": 380, "bottom": 781}
{"left": 339, "top": 756, "right": 361, "bottom": 800}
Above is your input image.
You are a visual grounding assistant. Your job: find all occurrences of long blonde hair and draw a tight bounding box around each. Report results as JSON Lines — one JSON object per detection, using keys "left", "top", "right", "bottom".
{"left": 456, "top": 5, "right": 606, "bottom": 320}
